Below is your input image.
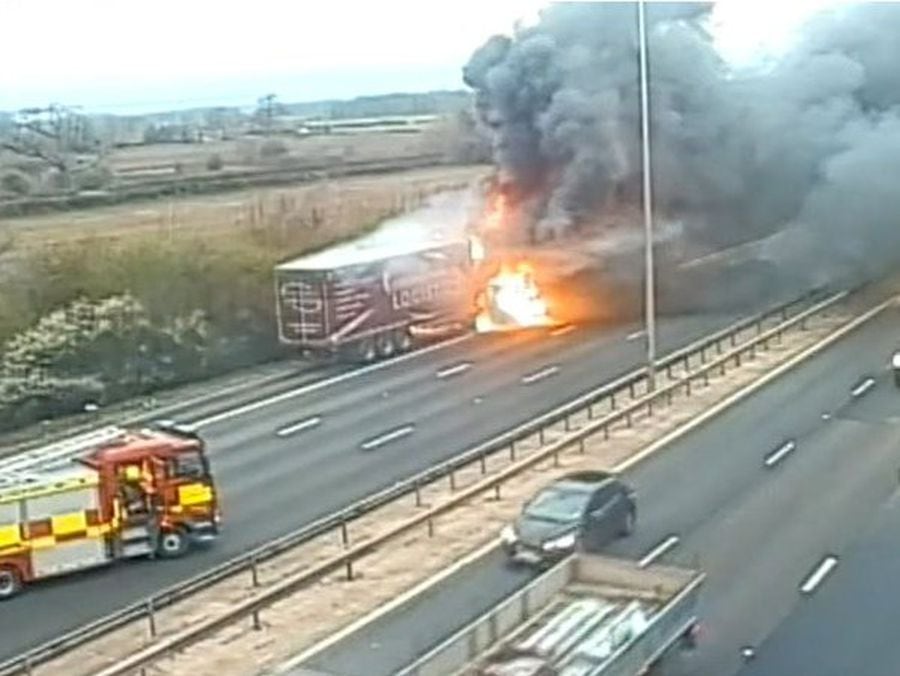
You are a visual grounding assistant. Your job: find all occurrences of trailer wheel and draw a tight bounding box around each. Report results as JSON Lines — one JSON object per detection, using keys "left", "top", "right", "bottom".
{"left": 357, "top": 339, "right": 377, "bottom": 363}
{"left": 0, "top": 566, "right": 22, "bottom": 600}
{"left": 158, "top": 528, "right": 190, "bottom": 559}
{"left": 395, "top": 329, "right": 413, "bottom": 353}
{"left": 376, "top": 332, "right": 395, "bottom": 358}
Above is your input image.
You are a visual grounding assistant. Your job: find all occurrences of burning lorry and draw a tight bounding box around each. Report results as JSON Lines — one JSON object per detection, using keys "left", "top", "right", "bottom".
{"left": 0, "top": 423, "right": 220, "bottom": 599}
{"left": 275, "top": 236, "right": 558, "bottom": 360}
{"left": 277, "top": 234, "right": 547, "bottom": 360}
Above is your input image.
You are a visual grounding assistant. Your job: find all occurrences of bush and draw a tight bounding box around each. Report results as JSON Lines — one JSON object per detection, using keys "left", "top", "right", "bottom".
{"left": 73, "top": 165, "right": 113, "bottom": 191}
{"left": 260, "top": 139, "right": 289, "bottom": 159}
{"left": 0, "top": 170, "right": 33, "bottom": 196}
{"left": 41, "top": 168, "right": 69, "bottom": 192}
{"left": 0, "top": 294, "right": 212, "bottom": 423}
{"left": 206, "top": 153, "right": 224, "bottom": 171}
{"left": 0, "top": 375, "right": 105, "bottom": 430}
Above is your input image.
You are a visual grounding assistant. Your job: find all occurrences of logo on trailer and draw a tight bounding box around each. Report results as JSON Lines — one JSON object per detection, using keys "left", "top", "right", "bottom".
{"left": 281, "top": 282, "right": 323, "bottom": 313}
{"left": 388, "top": 270, "right": 462, "bottom": 310}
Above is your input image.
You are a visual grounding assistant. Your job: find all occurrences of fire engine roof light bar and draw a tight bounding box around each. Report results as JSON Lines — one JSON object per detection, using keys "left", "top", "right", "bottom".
{"left": 637, "top": 0, "right": 658, "bottom": 391}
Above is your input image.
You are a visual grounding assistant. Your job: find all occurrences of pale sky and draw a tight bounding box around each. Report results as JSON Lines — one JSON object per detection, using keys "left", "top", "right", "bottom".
{"left": 0, "top": 0, "right": 840, "bottom": 115}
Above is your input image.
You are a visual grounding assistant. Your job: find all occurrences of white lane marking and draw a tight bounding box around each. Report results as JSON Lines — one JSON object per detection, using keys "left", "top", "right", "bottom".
{"left": 436, "top": 362, "right": 473, "bottom": 379}
{"left": 800, "top": 555, "right": 839, "bottom": 594}
{"left": 614, "top": 294, "right": 890, "bottom": 475}
{"left": 550, "top": 324, "right": 576, "bottom": 337}
{"left": 360, "top": 425, "right": 415, "bottom": 450}
{"left": 521, "top": 365, "right": 560, "bottom": 385}
{"left": 193, "top": 333, "right": 473, "bottom": 427}
{"left": 638, "top": 535, "right": 680, "bottom": 568}
{"left": 276, "top": 416, "right": 322, "bottom": 438}
{"left": 764, "top": 440, "right": 797, "bottom": 468}
{"left": 627, "top": 330, "right": 646, "bottom": 342}
{"left": 851, "top": 377, "right": 876, "bottom": 397}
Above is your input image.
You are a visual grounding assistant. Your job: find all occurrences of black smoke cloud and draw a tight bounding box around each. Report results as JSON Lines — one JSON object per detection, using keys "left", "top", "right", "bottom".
{"left": 464, "top": 2, "right": 900, "bottom": 287}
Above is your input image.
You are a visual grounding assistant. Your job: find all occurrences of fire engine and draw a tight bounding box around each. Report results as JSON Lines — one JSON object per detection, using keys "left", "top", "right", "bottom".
{"left": 0, "top": 422, "right": 220, "bottom": 599}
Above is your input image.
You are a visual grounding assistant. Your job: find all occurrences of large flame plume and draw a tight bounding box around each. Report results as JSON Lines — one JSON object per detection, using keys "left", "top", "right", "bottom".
{"left": 475, "top": 261, "right": 555, "bottom": 333}
{"left": 472, "top": 187, "right": 558, "bottom": 333}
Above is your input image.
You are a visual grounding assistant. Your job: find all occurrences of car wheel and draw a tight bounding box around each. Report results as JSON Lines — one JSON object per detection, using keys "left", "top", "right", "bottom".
{"left": 620, "top": 508, "right": 636, "bottom": 537}
{"left": 0, "top": 566, "right": 22, "bottom": 600}
{"left": 158, "top": 528, "right": 190, "bottom": 559}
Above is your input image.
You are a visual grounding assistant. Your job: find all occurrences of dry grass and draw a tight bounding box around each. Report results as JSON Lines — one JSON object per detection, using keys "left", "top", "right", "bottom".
{"left": 107, "top": 128, "right": 445, "bottom": 176}
{"left": 4, "top": 165, "right": 488, "bottom": 251}
{"left": 31, "top": 308, "right": 851, "bottom": 676}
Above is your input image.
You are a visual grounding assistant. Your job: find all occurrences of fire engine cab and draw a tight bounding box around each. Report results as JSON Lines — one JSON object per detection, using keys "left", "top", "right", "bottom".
{"left": 0, "top": 422, "right": 220, "bottom": 599}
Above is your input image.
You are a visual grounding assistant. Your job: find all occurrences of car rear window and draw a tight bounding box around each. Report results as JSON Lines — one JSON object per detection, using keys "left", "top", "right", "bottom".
{"left": 525, "top": 487, "right": 591, "bottom": 522}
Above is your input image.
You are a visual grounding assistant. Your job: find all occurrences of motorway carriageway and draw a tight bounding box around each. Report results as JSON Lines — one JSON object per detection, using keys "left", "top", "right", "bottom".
{"left": 3, "top": 303, "right": 778, "bottom": 661}
{"left": 299, "top": 306, "right": 900, "bottom": 676}
{"left": 738, "top": 473, "right": 900, "bottom": 675}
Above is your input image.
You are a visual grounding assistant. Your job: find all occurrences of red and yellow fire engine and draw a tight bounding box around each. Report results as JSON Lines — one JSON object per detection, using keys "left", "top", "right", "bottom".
{"left": 0, "top": 422, "right": 220, "bottom": 599}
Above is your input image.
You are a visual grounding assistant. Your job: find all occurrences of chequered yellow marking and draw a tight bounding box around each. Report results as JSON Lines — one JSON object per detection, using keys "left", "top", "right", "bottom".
{"left": 0, "top": 524, "right": 21, "bottom": 548}
{"left": 0, "top": 545, "right": 26, "bottom": 557}
{"left": 29, "top": 535, "right": 56, "bottom": 550}
{"left": 51, "top": 512, "right": 87, "bottom": 536}
{"left": 85, "top": 523, "right": 111, "bottom": 538}
{"left": 178, "top": 483, "right": 213, "bottom": 506}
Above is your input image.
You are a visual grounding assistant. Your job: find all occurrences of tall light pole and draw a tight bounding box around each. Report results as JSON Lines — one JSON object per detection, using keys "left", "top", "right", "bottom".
{"left": 637, "top": 0, "right": 657, "bottom": 390}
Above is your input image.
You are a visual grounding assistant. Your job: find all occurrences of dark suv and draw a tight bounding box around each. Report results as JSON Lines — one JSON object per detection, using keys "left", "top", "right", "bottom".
{"left": 501, "top": 471, "right": 636, "bottom": 566}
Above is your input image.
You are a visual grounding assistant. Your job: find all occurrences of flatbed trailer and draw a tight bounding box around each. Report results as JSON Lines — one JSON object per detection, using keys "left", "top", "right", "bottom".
{"left": 400, "top": 554, "right": 704, "bottom": 676}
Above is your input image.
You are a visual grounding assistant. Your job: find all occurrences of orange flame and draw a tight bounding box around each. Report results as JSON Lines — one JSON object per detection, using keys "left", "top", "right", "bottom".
{"left": 482, "top": 193, "right": 508, "bottom": 231}
{"left": 475, "top": 261, "right": 555, "bottom": 333}
{"left": 469, "top": 234, "right": 486, "bottom": 262}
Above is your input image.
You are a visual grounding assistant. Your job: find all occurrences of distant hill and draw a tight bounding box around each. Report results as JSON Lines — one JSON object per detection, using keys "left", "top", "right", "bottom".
{"left": 282, "top": 90, "right": 471, "bottom": 120}
{"left": 74, "top": 90, "right": 472, "bottom": 127}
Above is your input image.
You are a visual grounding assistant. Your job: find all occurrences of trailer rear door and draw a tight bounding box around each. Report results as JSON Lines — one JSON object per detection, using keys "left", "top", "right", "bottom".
{"left": 276, "top": 270, "right": 330, "bottom": 345}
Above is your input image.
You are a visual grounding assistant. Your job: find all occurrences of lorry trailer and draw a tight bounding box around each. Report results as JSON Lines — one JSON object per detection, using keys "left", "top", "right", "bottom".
{"left": 399, "top": 553, "right": 704, "bottom": 676}
{"left": 275, "top": 238, "right": 479, "bottom": 361}
{"left": 0, "top": 423, "right": 220, "bottom": 599}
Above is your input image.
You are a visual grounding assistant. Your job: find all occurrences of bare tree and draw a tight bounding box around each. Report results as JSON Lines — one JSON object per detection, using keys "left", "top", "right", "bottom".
{"left": 255, "top": 94, "right": 283, "bottom": 136}
{"left": 0, "top": 104, "right": 97, "bottom": 186}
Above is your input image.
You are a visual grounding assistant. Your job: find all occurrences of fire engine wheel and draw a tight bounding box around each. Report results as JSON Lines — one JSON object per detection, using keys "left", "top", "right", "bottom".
{"left": 0, "top": 566, "right": 22, "bottom": 600}
{"left": 158, "top": 529, "right": 190, "bottom": 559}
{"left": 376, "top": 332, "right": 395, "bottom": 358}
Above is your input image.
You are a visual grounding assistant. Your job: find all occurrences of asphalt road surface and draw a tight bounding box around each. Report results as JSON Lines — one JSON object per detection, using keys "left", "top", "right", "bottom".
{"left": 737, "top": 473, "right": 900, "bottom": 675}
{"left": 299, "top": 306, "right": 900, "bottom": 676}
{"left": 2, "top": 307, "right": 765, "bottom": 662}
